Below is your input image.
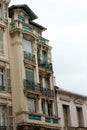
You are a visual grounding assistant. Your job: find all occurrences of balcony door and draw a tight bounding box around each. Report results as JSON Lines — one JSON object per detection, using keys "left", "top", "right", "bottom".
{"left": 25, "top": 68, "right": 34, "bottom": 90}
{"left": 42, "top": 51, "right": 47, "bottom": 64}
{"left": 23, "top": 39, "right": 32, "bottom": 54}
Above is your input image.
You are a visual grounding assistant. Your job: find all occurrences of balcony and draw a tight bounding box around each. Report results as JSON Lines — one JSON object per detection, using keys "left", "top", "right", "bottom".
{"left": 24, "top": 51, "right": 35, "bottom": 63}
{"left": 28, "top": 114, "right": 59, "bottom": 125}
{"left": 29, "top": 114, "right": 41, "bottom": 121}
{"left": 16, "top": 111, "right": 60, "bottom": 130}
{"left": 39, "top": 38, "right": 46, "bottom": 44}
{"left": 0, "top": 86, "right": 5, "bottom": 91}
{"left": 24, "top": 80, "right": 41, "bottom": 93}
{"left": 10, "top": 21, "right": 38, "bottom": 37}
{"left": 41, "top": 88, "right": 54, "bottom": 98}
{"left": 38, "top": 60, "right": 53, "bottom": 71}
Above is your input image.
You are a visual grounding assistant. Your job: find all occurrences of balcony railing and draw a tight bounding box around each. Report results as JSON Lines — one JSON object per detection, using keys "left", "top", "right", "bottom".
{"left": 24, "top": 51, "right": 35, "bottom": 63}
{"left": 41, "top": 88, "right": 54, "bottom": 98}
{"left": 0, "top": 126, "right": 6, "bottom": 130}
{"left": 38, "top": 60, "right": 53, "bottom": 71}
{"left": 0, "top": 86, "right": 5, "bottom": 91}
{"left": 24, "top": 80, "right": 41, "bottom": 92}
{"left": 10, "top": 21, "right": 38, "bottom": 37}
{"left": 29, "top": 114, "right": 41, "bottom": 121}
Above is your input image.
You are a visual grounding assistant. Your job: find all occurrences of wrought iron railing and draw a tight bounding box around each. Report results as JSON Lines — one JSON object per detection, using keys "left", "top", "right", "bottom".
{"left": 24, "top": 80, "right": 41, "bottom": 92}
{"left": 24, "top": 51, "right": 35, "bottom": 63}
{"left": 0, "top": 126, "right": 6, "bottom": 130}
{"left": 38, "top": 60, "right": 53, "bottom": 71}
{"left": 41, "top": 88, "right": 54, "bottom": 98}
{"left": 0, "top": 86, "right": 5, "bottom": 91}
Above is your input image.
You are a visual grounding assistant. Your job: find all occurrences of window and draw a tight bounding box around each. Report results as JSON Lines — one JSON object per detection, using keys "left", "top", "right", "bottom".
{"left": 27, "top": 98, "right": 36, "bottom": 113}
{"left": 0, "top": 4, "right": 2, "bottom": 20}
{"left": 0, "top": 106, "right": 5, "bottom": 126}
{"left": 25, "top": 68, "right": 34, "bottom": 82}
{"left": 39, "top": 75, "right": 43, "bottom": 88}
{"left": 22, "top": 39, "right": 32, "bottom": 53}
{"left": 76, "top": 107, "right": 84, "bottom": 127}
{"left": 25, "top": 68, "right": 34, "bottom": 89}
{"left": 3, "top": 3, "right": 7, "bottom": 19}
{"left": 45, "top": 77, "right": 50, "bottom": 89}
{"left": 0, "top": 28, "right": 4, "bottom": 54}
{"left": 0, "top": 68, "right": 4, "bottom": 90}
{"left": 42, "top": 101, "right": 46, "bottom": 114}
{"left": 7, "top": 106, "right": 13, "bottom": 128}
{"left": 63, "top": 105, "right": 71, "bottom": 126}
{"left": 48, "top": 103, "right": 53, "bottom": 116}
{"left": 42, "top": 51, "right": 47, "bottom": 64}
{"left": 18, "top": 15, "right": 25, "bottom": 22}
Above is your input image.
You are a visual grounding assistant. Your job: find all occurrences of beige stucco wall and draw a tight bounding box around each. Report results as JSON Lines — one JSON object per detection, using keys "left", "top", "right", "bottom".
{"left": 57, "top": 89, "right": 87, "bottom": 130}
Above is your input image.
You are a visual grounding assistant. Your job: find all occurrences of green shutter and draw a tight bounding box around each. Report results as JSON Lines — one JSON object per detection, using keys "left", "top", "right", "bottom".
{"left": 25, "top": 68, "right": 34, "bottom": 82}
{"left": 45, "top": 77, "right": 49, "bottom": 89}
{"left": 42, "top": 101, "right": 46, "bottom": 114}
{"left": 42, "top": 51, "right": 47, "bottom": 64}
{"left": 48, "top": 104, "right": 53, "bottom": 116}
{"left": 6, "top": 69, "right": 11, "bottom": 91}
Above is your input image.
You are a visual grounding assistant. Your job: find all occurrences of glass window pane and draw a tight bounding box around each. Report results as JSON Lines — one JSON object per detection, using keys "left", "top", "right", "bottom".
{"left": 23, "top": 39, "right": 32, "bottom": 53}
{"left": 27, "top": 98, "right": 36, "bottom": 113}
{"left": 42, "top": 51, "right": 47, "bottom": 64}
{"left": 25, "top": 68, "right": 34, "bottom": 82}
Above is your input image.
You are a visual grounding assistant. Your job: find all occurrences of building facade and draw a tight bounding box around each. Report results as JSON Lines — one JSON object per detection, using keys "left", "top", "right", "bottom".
{"left": 0, "top": 0, "right": 13, "bottom": 130}
{"left": 56, "top": 88, "right": 87, "bottom": 130}
{"left": 0, "top": 0, "right": 60, "bottom": 130}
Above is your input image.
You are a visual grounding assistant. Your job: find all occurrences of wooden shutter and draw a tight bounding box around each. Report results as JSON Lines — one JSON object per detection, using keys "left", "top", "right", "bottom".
{"left": 0, "top": 29, "right": 4, "bottom": 54}
{"left": 42, "top": 101, "right": 46, "bottom": 114}
{"left": 42, "top": 51, "right": 47, "bottom": 64}
{"left": 48, "top": 103, "right": 53, "bottom": 116}
{"left": 25, "top": 68, "right": 34, "bottom": 82}
{"left": 7, "top": 106, "right": 13, "bottom": 130}
{"left": 6, "top": 69, "right": 11, "bottom": 91}
{"left": 45, "top": 77, "right": 50, "bottom": 89}
{"left": 0, "top": 4, "right": 2, "bottom": 19}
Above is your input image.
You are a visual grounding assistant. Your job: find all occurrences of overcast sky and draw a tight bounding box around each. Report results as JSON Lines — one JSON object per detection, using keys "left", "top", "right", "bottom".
{"left": 10, "top": 0, "right": 87, "bottom": 95}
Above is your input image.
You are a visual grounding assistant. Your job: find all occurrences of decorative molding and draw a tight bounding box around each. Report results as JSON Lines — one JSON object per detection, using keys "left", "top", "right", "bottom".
{"left": 74, "top": 98, "right": 84, "bottom": 105}
{"left": 60, "top": 96, "right": 71, "bottom": 102}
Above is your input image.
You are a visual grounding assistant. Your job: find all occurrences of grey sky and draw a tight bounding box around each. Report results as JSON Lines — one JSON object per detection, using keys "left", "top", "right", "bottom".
{"left": 10, "top": 0, "right": 87, "bottom": 95}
